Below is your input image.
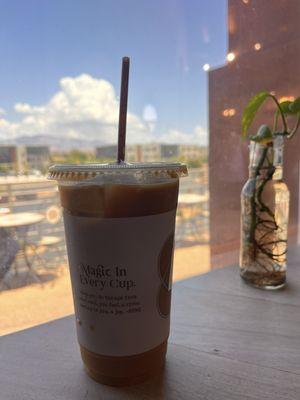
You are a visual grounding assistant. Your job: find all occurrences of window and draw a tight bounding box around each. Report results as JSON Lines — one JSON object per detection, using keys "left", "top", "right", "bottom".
{"left": 1, "top": 0, "right": 299, "bottom": 334}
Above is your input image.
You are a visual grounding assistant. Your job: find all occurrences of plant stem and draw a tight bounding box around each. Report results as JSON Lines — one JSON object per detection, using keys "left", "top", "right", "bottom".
{"left": 270, "top": 94, "right": 288, "bottom": 133}
{"left": 247, "top": 144, "right": 286, "bottom": 267}
{"left": 288, "top": 114, "right": 300, "bottom": 139}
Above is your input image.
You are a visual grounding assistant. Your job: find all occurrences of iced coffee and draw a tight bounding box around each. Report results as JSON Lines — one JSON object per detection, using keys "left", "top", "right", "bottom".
{"left": 48, "top": 162, "right": 187, "bottom": 386}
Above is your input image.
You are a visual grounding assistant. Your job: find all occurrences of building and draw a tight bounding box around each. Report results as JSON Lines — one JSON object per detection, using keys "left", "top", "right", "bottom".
{"left": 95, "top": 145, "right": 117, "bottom": 160}
{"left": 209, "top": 0, "right": 300, "bottom": 268}
{"left": 96, "top": 143, "right": 207, "bottom": 163}
{"left": 139, "top": 143, "right": 162, "bottom": 162}
{"left": 26, "top": 146, "right": 50, "bottom": 172}
{"left": 0, "top": 146, "right": 27, "bottom": 173}
{"left": 179, "top": 145, "right": 207, "bottom": 161}
{"left": 95, "top": 144, "right": 140, "bottom": 162}
{"left": 0, "top": 145, "right": 50, "bottom": 174}
{"left": 126, "top": 145, "right": 140, "bottom": 162}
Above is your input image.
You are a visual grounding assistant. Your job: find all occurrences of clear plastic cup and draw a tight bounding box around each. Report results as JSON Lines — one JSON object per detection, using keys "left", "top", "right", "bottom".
{"left": 48, "top": 162, "right": 187, "bottom": 386}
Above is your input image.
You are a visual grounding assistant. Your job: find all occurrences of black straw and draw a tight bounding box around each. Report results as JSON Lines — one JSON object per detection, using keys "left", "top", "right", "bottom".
{"left": 117, "top": 57, "right": 130, "bottom": 163}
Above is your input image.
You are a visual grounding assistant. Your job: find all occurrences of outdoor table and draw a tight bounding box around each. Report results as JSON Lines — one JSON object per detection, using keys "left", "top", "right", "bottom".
{"left": 1, "top": 248, "right": 300, "bottom": 399}
{"left": 0, "top": 207, "right": 10, "bottom": 216}
{"left": 0, "top": 212, "right": 44, "bottom": 279}
{"left": 177, "top": 193, "right": 209, "bottom": 242}
{"left": 0, "top": 212, "right": 44, "bottom": 229}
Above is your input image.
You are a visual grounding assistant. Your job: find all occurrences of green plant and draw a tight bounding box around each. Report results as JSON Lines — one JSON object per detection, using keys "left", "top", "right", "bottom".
{"left": 240, "top": 92, "right": 300, "bottom": 280}
{"left": 242, "top": 92, "right": 300, "bottom": 142}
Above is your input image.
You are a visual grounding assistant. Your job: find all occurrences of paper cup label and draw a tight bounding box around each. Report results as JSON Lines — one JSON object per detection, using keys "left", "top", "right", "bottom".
{"left": 63, "top": 209, "right": 176, "bottom": 356}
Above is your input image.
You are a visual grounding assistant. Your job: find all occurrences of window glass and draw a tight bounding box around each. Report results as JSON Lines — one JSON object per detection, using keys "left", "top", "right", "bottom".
{"left": 1, "top": 0, "right": 299, "bottom": 334}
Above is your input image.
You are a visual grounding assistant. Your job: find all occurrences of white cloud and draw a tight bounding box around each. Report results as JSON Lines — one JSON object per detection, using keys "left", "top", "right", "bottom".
{"left": 143, "top": 104, "right": 158, "bottom": 133}
{"left": 14, "top": 103, "right": 46, "bottom": 115}
{"left": 0, "top": 107, "right": 6, "bottom": 116}
{"left": 0, "top": 74, "right": 207, "bottom": 147}
{"left": 143, "top": 104, "right": 157, "bottom": 122}
{"left": 159, "top": 125, "right": 208, "bottom": 146}
{"left": 0, "top": 74, "right": 153, "bottom": 144}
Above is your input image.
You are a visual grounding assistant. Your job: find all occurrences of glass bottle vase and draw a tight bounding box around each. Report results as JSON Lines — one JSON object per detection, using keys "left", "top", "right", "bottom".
{"left": 240, "top": 138, "right": 289, "bottom": 289}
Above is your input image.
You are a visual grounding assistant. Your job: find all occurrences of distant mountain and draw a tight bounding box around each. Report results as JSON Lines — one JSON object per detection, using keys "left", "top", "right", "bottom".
{"left": 0, "top": 135, "right": 107, "bottom": 152}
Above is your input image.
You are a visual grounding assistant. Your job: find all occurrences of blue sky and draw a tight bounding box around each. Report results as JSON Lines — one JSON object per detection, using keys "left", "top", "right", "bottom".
{"left": 0, "top": 0, "right": 227, "bottom": 144}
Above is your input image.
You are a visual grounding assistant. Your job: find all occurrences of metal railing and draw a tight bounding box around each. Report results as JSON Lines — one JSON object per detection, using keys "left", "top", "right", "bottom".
{"left": 0, "top": 167, "right": 209, "bottom": 272}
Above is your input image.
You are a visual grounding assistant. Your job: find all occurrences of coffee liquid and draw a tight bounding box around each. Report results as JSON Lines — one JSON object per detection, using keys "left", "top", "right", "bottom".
{"left": 59, "top": 180, "right": 179, "bottom": 386}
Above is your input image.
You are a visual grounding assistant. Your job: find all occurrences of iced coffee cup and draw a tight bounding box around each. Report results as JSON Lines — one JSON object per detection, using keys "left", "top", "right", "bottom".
{"left": 48, "top": 162, "right": 187, "bottom": 386}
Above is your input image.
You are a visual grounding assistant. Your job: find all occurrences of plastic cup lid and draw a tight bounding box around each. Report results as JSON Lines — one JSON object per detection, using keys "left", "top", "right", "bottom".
{"left": 48, "top": 162, "right": 188, "bottom": 181}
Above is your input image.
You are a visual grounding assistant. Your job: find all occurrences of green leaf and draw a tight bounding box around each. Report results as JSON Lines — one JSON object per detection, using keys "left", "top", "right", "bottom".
{"left": 279, "top": 101, "right": 293, "bottom": 114}
{"left": 242, "top": 92, "right": 269, "bottom": 139}
{"left": 289, "top": 97, "right": 300, "bottom": 114}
